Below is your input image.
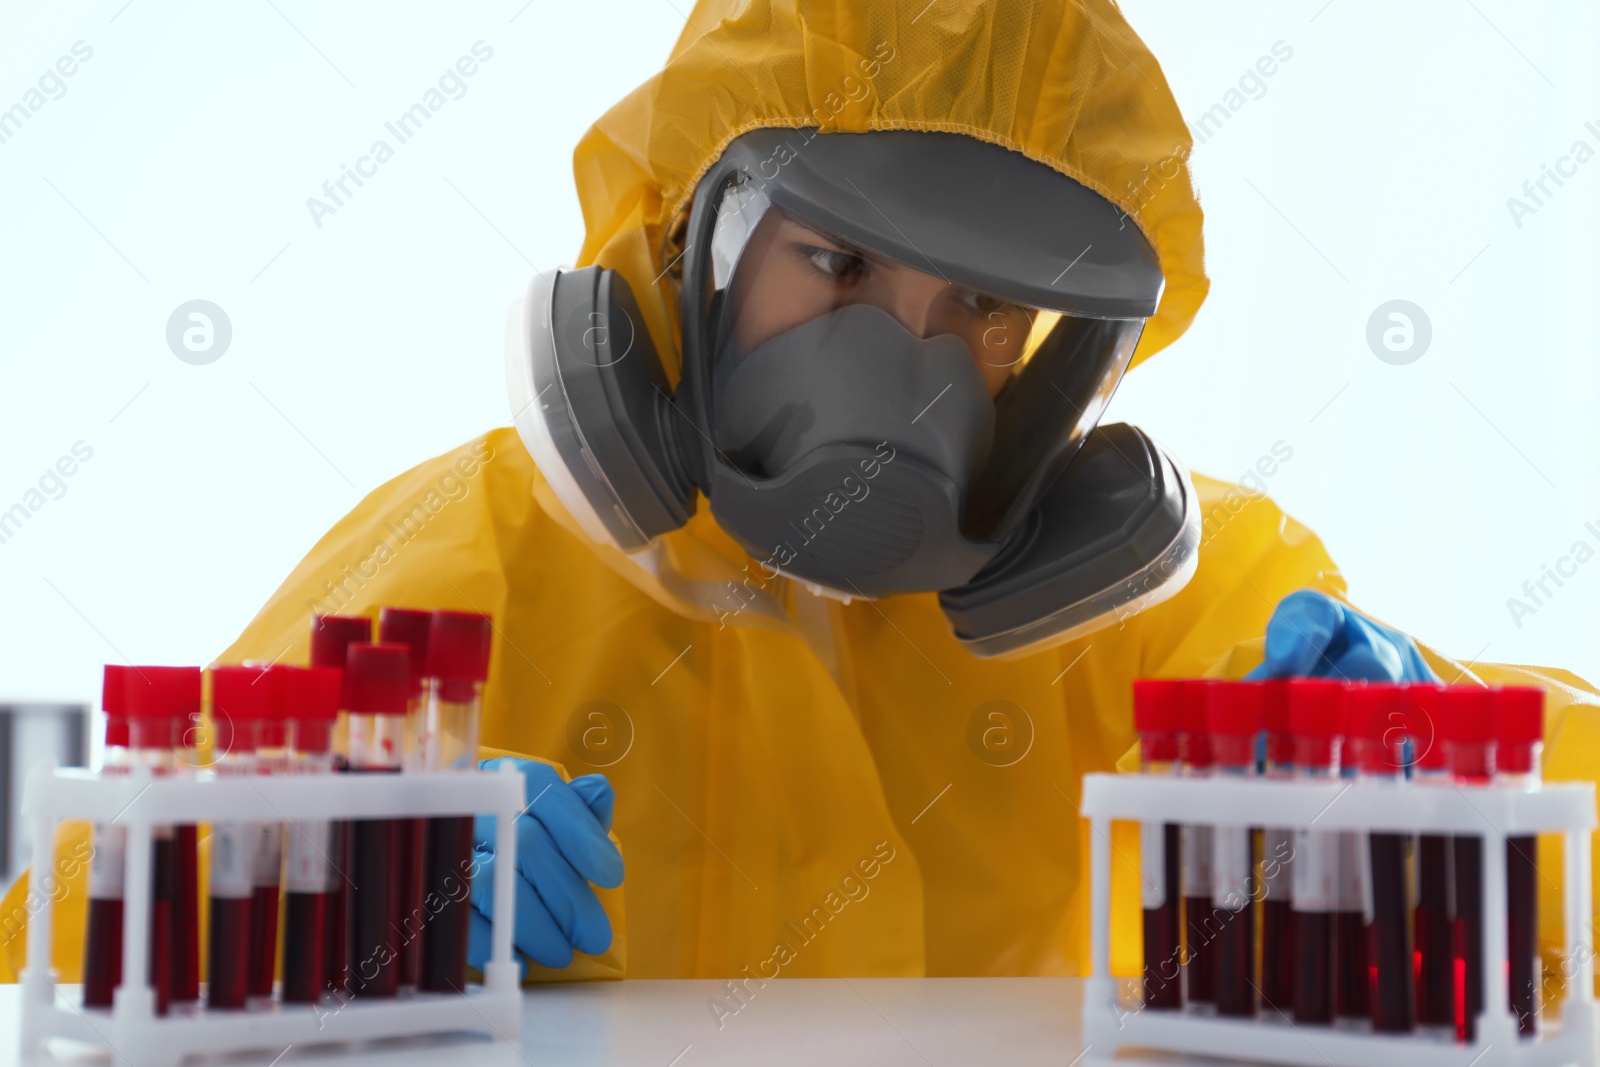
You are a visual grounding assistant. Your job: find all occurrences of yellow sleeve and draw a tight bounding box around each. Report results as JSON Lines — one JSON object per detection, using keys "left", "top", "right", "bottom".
{"left": 477, "top": 746, "right": 627, "bottom": 983}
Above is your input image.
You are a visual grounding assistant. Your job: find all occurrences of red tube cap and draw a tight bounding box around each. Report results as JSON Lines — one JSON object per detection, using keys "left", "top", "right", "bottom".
{"left": 211, "top": 665, "right": 270, "bottom": 720}
{"left": 1288, "top": 678, "right": 1343, "bottom": 768}
{"left": 258, "top": 665, "right": 302, "bottom": 748}
{"left": 379, "top": 608, "right": 432, "bottom": 692}
{"left": 346, "top": 643, "right": 411, "bottom": 716}
{"left": 311, "top": 613, "right": 373, "bottom": 709}
{"left": 1496, "top": 686, "right": 1544, "bottom": 774}
{"left": 1207, "top": 681, "right": 1264, "bottom": 736}
{"left": 1261, "top": 679, "right": 1292, "bottom": 734}
{"left": 1342, "top": 683, "right": 1403, "bottom": 774}
{"left": 101, "top": 665, "right": 129, "bottom": 748}
{"left": 1397, "top": 684, "right": 1445, "bottom": 771}
{"left": 1287, "top": 678, "right": 1343, "bottom": 738}
{"left": 1207, "top": 681, "right": 1263, "bottom": 768}
{"left": 1133, "top": 680, "right": 1184, "bottom": 733}
{"left": 210, "top": 665, "right": 269, "bottom": 754}
{"left": 310, "top": 614, "right": 372, "bottom": 667}
{"left": 1133, "top": 680, "right": 1184, "bottom": 762}
{"left": 1496, "top": 686, "right": 1544, "bottom": 743}
{"left": 427, "top": 610, "right": 493, "bottom": 682}
{"left": 1181, "top": 680, "right": 1214, "bottom": 769}
{"left": 280, "top": 665, "right": 342, "bottom": 721}
{"left": 124, "top": 666, "right": 202, "bottom": 720}
{"left": 1260, "top": 679, "right": 1293, "bottom": 765}
{"left": 1437, "top": 685, "right": 1497, "bottom": 743}
{"left": 102, "top": 664, "right": 127, "bottom": 715}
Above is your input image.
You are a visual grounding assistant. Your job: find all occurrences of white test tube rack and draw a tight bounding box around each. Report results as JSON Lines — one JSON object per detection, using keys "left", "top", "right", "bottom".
{"left": 1081, "top": 773, "right": 1598, "bottom": 1067}
{"left": 17, "top": 763, "right": 527, "bottom": 1067}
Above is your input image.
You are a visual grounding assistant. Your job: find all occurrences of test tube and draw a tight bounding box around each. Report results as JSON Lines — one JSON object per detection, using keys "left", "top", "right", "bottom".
{"left": 1133, "top": 679, "right": 1184, "bottom": 1010}
{"left": 418, "top": 610, "right": 493, "bottom": 994}
{"left": 1346, "top": 682, "right": 1414, "bottom": 1033}
{"left": 310, "top": 612, "right": 373, "bottom": 997}
{"left": 1179, "top": 680, "right": 1217, "bottom": 1009}
{"left": 172, "top": 694, "right": 201, "bottom": 1007}
{"left": 1258, "top": 679, "right": 1296, "bottom": 1018}
{"left": 345, "top": 642, "right": 410, "bottom": 999}
{"left": 246, "top": 667, "right": 291, "bottom": 1002}
{"left": 1332, "top": 686, "right": 1370, "bottom": 1027}
{"left": 378, "top": 606, "right": 432, "bottom": 991}
{"left": 1443, "top": 685, "right": 1496, "bottom": 1043}
{"left": 310, "top": 614, "right": 375, "bottom": 772}
{"left": 1208, "top": 681, "right": 1262, "bottom": 1018}
{"left": 1496, "top": 685, "right": 1543, "bottom": 1037}
{"left": 82, "top": 666, "right": 131, "bottom": 1009}
{"left": 123, "top": 666, "right": 201, "bottom": 1017}
{"left": 1289, "top": 678, "right": 1342, "bottom": 1026}
{"left": 280, "top": 665, "right": 342, "bottom": 1004}
{"left": 1405, "top": 683, "right": 1453, "bottom": 1029}
{"left": 206, "top": 666, "right": 263, "bottom": 1010}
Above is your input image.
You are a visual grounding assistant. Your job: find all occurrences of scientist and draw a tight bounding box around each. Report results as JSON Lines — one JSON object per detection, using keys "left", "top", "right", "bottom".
{"left": 6, "top": 0, "right": 1595, "bottom": 986}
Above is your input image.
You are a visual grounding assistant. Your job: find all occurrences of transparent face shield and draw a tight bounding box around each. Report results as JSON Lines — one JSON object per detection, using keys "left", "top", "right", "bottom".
{"left": 506, "top": 125, "right": 1195, "bottom": 648}
{"left": 701, "top": 178, "right": 1147, "bottom": 546}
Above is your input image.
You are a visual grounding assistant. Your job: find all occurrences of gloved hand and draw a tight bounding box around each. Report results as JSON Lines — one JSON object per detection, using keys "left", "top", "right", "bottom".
{"left": 466, "top": 757, "right": 624, "bottom": 976}
{"left": 1244, "top": 589, "right": 1440, "bottom": 683}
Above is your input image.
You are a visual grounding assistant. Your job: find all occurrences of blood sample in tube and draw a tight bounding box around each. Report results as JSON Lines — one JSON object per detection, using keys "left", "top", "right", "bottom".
{"left": 1289, "top": 679, "right": 1342, "bottom": 1026}
{"left": 82, "top": 666, "right": 130, "bottom": 1009}
{"left": 1180, "top": 680, "right": 1216, "bottom": 1008}
{"left": 1346, "top": 683, "right": 1413, "bottom": 1033}
{"left": 1442, "top": 685, "right": 1496, "bottom": 1043}
{"left": 280, "top": 666, "right": 342, "bottom": 1005}
{"left": 1333, "top": 690, "right": 1369, "bottom": 1025}
{"left": 1496, "top": 686, "right": 1543, "bottom": 1038}
{"left": 206, "top": 666, "right": 264, "bottom": 1010}
{"left": 1207, "top": 681, "right": 1262, "bottom": 1018}
{"left": 378, "top": 606, "right": 432, "bottom": 991}
{"left": 418, "top": 610, "right": 493, "bottom": 994}
{"left": 345, "top": 642, "right": 410, "bottom": 999}
{"left": 1258, "top": 679, "right": 1296, "bottom": 1018}
{"left": 1133, "top": 679, "right": 1184, "bottom": 1010}
{"left": 172, "top": 693, "right": 201, "bottom": 1006}
{"left": 310, "top": 613, "right": 373, "bottom": 996}
{"left": 246, "top": 667, "right": 293, "bottom": 1002}
{"left": 1404, "top": 684, "right": 1453, "bottom": 1029}
{"left": 124, "top": 666, "right": 201, "bottom": 1017}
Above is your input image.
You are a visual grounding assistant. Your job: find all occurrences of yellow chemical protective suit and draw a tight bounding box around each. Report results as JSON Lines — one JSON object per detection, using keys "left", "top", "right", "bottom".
{"left": 5, "top": 0, "right": 1599, "bottom": 989}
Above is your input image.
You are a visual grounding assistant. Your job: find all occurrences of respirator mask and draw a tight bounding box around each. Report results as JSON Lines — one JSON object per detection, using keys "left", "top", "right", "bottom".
{"left": 507, "top": 128, "right": 1199, "bottom": 657}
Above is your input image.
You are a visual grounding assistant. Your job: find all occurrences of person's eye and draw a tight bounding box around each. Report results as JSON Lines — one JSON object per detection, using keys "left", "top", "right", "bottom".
{"left": 958, "top": 289, "right": 1015, "bottom": 316}
{"left": 796, "top": 243, "right": 865, "bottom": 281}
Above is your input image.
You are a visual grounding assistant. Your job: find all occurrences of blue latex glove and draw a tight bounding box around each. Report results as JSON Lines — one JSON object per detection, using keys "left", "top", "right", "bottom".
{"left": 466, "top": 758, "right": 624, "bottom": 976}
{"left": 1245, "top": 590, "right": 1440, "bottom": 683}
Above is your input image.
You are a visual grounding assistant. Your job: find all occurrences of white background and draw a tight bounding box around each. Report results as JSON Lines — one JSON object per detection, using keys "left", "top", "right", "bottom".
{"left": 0, "top": 0, "right": 1595, "bottom": 711}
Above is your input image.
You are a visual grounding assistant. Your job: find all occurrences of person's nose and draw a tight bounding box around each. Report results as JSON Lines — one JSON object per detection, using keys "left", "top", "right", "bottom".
{"left": 878, "top": 272, "right": 963, "bottom": 341}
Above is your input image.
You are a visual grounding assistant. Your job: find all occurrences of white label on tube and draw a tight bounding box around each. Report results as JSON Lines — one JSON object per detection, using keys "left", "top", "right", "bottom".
{"left": 286, "top": 820, "right": 332, "bottom": 893}
{"left": 253, "top": 823, "right": 284, "bottom": 888}
{"left": 1262, "top": 828, "right": 1294, "bottom": 903}
{"left": 1182, "top": 824, "right": 1213, "bottom": 897}
{"left": 1213, "top": 826, "right": 1251, "bottom": 911}
{"left": 1350, "top": 831, "right": 1376, "bottom": 921}
{"left": 1292, "top": 828, "right": 1336, "bottom": 911}
{"left": 1337, "top": 832, "right": 1367, "bottom": 914}
{"left": 87, "top": 823, "right": 127, "bottom": 899}
{"left": 1141, "top": 823, "right": 1166, "bottom": 910}
{"left": 210, "top": 822, "right": 255, "bottom": 898}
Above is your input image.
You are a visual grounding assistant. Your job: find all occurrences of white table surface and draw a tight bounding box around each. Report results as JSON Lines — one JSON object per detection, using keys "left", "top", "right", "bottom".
{"left": 0, "top": 978, "right": 1214, "bottom": 1067}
